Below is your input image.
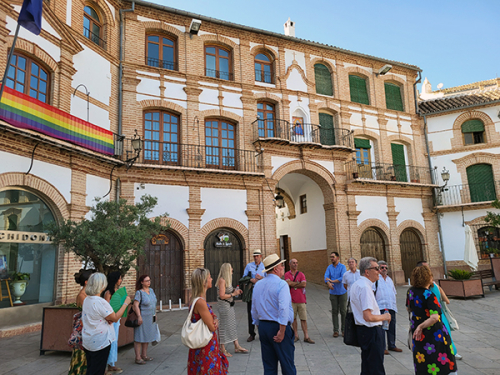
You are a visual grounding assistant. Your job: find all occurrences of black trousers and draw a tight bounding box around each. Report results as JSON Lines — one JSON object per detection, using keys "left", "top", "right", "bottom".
{"left": 356, "top": 325, "right": 386, "bottom": 375}
{"left": 84, "top": 345, "right": 111, "bottom": 375}
{"left": 247, "top": 301, "right": 256, "bottom": 337}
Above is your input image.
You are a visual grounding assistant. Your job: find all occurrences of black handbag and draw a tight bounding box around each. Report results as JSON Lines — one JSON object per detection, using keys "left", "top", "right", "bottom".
{"left": 343, "top": 299, "right": 359, "bottom": 347}
{"left": 125, "top": 305, "right": 140, "bottom": 327}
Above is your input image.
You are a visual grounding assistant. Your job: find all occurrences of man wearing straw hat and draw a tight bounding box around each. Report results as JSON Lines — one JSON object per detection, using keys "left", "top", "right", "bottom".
{"left": 243, "top": 249, "right": 266, "bottom": 342}
{"left": 252, "top": 253, "right": 296, "bottom": 375}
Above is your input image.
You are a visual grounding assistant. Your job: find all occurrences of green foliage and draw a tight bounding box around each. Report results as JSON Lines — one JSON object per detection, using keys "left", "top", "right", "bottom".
{"left": 485, "top": 200, "right": 500, "bottom": 227}
{"left": 11, "top": 271, "right": 30, "bottom": 281}
{"left": 447, "top": 269, "right": 473, "bottom": 280}
{"left": 47, "top": 195, "right": 168, "bottom": 275}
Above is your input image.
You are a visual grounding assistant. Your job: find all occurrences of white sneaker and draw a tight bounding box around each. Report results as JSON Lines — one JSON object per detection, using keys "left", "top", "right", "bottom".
{"left": 455, "top": 353, "right": 462, "bottom": 360}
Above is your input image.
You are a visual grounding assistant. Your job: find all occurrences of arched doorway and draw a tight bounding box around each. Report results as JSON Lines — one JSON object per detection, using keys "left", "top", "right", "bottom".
{"left": 204, "top": 228, "right": 243, "bottom": 302}
{"left": 400, "top": 228, "right": 423, "bottom": 281}
{"left": 139, "top": 230, "right": 183, "bottom": 305}
{"left": 360, "top": 227, "right": 386, "bottom": 261}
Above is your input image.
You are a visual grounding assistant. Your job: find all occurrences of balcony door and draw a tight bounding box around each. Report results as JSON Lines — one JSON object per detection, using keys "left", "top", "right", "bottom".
{"left": 391, "top": 143, "right": 407, "bottom": 182}
{"left": 467, "top": 164, "right": 496, "bottom": 202}
{"left": 257, "top": 102, "right": 276, "bottom": 138}
{"left": 319, "top": 113, "right": 335, "bottom": 145}
{"left": 205, "top": 119, "right": 236, "bottom": 170}
{"left": 144, "top": 111, "right": 179, "bottom": 165}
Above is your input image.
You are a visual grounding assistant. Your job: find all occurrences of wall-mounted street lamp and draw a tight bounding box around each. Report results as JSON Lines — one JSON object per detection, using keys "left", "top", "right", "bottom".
{"left": 73, "top": 84, "right": 90, "bottom": 122}
{"left": 375, "top": 64, "right": 392, "bottom": 77}
{"left": 275, "top": 192, "right": 284, "bottom": 209}
{"left": 435, "top": 167, "right": 450, "bottom": 205}
{"left": 189, "top": 19, "right": 202, "bottom": 35}
{"left": 126, "top": 129, "right": 142, "bottom": 170}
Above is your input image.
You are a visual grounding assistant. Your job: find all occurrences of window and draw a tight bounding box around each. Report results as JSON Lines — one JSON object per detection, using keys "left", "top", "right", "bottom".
{"left": 355, "top": 138, "right": 372, "bottom": 178}
{"left": 300, "top": 195, "right": 307, "bottom": 214}
{"left": 391, "top": 143, "right": 407, "bottom": 182}
{"left": 349, "top": 75, "right": 369, "bottom": 105}
{"left": 146, "top": 34, "right": 176, "bottom": 70}
{"left": 143, "top": 110, "right": 180, "bottom": 165}
{"left": 466, "top": 164, "right": 495, "bottom": 202}
{"left": 83, "top": 6, "right": 105, "bottom": 48}
{"left": 205, "top": 45, "right": 232, "bottom": 80}
{"left": 205, "top": 119, "right": 236, "bottom": 169}
{"left": 255, "top": 53, "right": 273, "bottom": 83}
{"left": 462, "top": 119, "right": 485, "bottom": 145}
{"left": 257, "top": 102, "right": 276, "bottom": 138}
{"left": 6, "top": 53, "right": 50, "bottom": 103}
{"left": 384, "top": 82, "right": 404, "bottom": 111}
{"left": 314, "top": 64, "right": 333, "bottom": 96}
{"left": 319, "top": 113, "right": 335, "bottom": 145}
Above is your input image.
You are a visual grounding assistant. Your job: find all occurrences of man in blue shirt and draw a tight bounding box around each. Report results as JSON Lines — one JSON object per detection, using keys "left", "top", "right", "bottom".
{"left": 243, "top": 249, "right": 266, "bottom": 342}
{"left": 252, "top": 253, "right": 296, "bottom": 375}
{"left": 324, "top": 251, "right": 347, "bottom": 337}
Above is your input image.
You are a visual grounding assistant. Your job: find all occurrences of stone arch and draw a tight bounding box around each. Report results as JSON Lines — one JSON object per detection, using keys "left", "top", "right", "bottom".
{"left": 275, "top": 187, "right": 296, "bottom": 219}
{"left": 386, "top": 134, "right": 413, "bottom": 146}
{"left": 199, "top": 109, "right": 243, "bottom": 124}
{"left": 8, "top": 37, "right": 59, "bottom": 72}
{"left": 250, "top": 46, "right": 277, "bottom": 61}
{"left": 452, "top": 152, "right": 500, "bottom": 186}
{"left": 141, "top": 21, "right": 184, "bottom": 38}
{"left": 200, "top": 35, "right": 238, "bottom": 51}
{"left": 158, "top": 216, "right": 188, "bottom": 250}
{"left": 254, "top": 93, "right": 283, "bottom": 118}
{"left": 283, "top": 63, "right": 314, "bottom": 88}
{"left": 272, "top": 160, "right": 335, "bottom": 205}
{"left": 310, "top": 58, "right": 335, "bottom": 74}
{"left": 0, "top": 172, "right": 69, "bottom": 222}
{"left": 397, "top": 221, "right": 427, "bottom": 278}
{"left": 450, "top": 110, "right": 496, "bottom": 149}
{"left": 396, "top": 220, "right": 426, "bottom": 242}
{"left": 380, "top": 74, "right": 406, "bottom": 87}
{"left": 200, "top": 218, "right": 248, "bottom": 251}
{"left": 139, "top": 99, "right": 187, "bottom": 118}
{"left": 345, "top": 66, "right": 373, "bottom": 105}
{"left": 82, "top": 0, "right": 115, "bottom": 28}
{"left": 357, "top": 219, "right": 390, "bottom": 242}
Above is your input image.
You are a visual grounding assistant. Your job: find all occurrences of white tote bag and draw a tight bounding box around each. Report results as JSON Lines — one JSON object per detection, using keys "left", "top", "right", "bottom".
{"left": 181, "top": 297, "right": 213, "bottom": 349}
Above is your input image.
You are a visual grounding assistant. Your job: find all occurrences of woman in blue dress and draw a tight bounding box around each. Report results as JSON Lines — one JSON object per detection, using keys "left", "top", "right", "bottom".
{"left": 133, "top": 274, "right": 158, "bottom": 365}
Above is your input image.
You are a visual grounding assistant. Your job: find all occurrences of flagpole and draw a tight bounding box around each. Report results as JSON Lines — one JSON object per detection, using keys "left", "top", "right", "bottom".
{"left": 0, "top": 23, "right": 21, "bottom": 103}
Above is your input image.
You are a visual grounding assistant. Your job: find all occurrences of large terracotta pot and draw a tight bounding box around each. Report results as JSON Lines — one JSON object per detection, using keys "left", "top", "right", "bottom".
{"left": 438, "top": 278, "right": 484, "bottom": 299}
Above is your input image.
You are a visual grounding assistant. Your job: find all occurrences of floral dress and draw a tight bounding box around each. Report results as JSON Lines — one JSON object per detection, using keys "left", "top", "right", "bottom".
{"left": 406, "top": 287, "right": 457, "bottom": 375}
{"left": 187, "top": 301, "right": 228, "bottom": 375}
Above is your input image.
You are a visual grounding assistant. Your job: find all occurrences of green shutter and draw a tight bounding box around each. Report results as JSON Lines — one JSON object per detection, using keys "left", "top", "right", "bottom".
{"left": 384, "top": 82, "right": 404, "bottom": 111}
{"left": 462, "top": 120, "right": 485, "bottom": 133}
{"left": 467, "top": 164, "right": 496, "bottom": 202}
{"left": 391, "top": 143, "right": 407, "bottom": 182}
{"left": 354, "top": 138, "right": 371, "bottom": 149}
{"left": 319, "top": 113, "right": 335, "bottom": 145}
{"left": 314, "top": 64, "right": 333, "bottom": 96}
{"left": 349, "top": 75, "right": 369, "bottom": 105}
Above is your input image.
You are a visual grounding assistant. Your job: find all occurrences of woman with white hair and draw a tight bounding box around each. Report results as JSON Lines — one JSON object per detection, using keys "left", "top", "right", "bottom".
{"left": 217, "top": 263, "right": 246, "bottom": 357}
{"left": 82, "top": 272, "right": 130, "bottom": 375}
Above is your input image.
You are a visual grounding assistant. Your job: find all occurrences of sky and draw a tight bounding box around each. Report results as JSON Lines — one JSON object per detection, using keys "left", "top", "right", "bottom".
{"left": 147, "top": 0, "right": 500, "bottom": 91}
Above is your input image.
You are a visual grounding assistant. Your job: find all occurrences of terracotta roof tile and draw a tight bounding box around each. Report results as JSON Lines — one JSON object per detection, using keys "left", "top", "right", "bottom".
{"left": 419, "top": 86, "right": 500, "bottom": 114}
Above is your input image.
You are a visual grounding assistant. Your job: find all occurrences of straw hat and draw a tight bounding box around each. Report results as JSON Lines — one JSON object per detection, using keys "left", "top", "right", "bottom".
{"left": 252, "top": 249, "right": 262, "bottom": 256}
{"left": 263, "top": 253, "right": 286, "bottom": 273}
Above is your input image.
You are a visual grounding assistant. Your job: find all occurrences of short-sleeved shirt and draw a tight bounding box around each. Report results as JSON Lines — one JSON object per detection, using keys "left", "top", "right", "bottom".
{"left": 82, "top": 296, "right": 116, "bottom": 351}
{"left": 324, "top": 263, "right": 347, "bottom": 295}
{"left": 342, "top": 269, "right": 360, "bottom": 298}
{"left": 375, "top": 274, "right": 397, "bottom": 312}
{"left": 284, "top": 270, "right": 306, "bottom": 304}
{"left": 350, "top": 276, "right": 382, "bottom": 327}
{"left": 243, "top": 261, "right": 266, "bottom": 279}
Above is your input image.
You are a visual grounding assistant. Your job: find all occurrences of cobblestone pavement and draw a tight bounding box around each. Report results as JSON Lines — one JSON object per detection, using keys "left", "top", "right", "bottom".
{"left": 1, "top": 283, "right": 500, "bottom": 375}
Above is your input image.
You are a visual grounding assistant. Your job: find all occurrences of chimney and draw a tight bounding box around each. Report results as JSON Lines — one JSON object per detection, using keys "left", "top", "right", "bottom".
{"left": 284, "top": 18, "right": 295, "bottom": 37}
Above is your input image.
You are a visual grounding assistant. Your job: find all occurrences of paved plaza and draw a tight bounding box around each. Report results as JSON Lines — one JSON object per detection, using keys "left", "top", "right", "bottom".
{"left": 1, "top": 283, "right": 500, "bottom": 375}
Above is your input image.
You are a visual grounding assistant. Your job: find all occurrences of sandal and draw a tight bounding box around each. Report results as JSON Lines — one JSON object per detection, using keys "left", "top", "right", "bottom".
{"left": 135, "top": 359, "right": 146, "bottom": 365}
{"left": 234, "top": 346, "right": 248, "bottom": 353}
{"left": 108, "top": 367, "right": 123, "bottom": 373}
{"left": 222, "top": 349, "right": 233, "bottom": 357}
{"left": 141, "top": 356, "right": 153, "bottom": 361}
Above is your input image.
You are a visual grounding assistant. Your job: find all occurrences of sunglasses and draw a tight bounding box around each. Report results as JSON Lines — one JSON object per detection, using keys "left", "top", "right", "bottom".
{"left": 367, "top": 266, "right": 380, "bottom": 271}
{"left": 380, "top": 266, "right": 388, "bottom": 269}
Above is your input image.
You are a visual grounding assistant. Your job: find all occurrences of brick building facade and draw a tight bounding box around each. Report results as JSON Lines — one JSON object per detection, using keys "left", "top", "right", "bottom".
{"left": 0, "top": 0, "right": 443, "bottom": 332}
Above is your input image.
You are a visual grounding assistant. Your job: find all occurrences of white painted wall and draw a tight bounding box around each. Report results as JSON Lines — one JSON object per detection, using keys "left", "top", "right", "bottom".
{"left": 286, "top": 69, "right": 308, "bottom": 92}
{"left": 311, "top": 159, "right": 334, "bottom": 176}
{"left": 0, "top": 151, "right": 71, "bottom": 203}
{"left": 271, "top": 156, "right": 297, "bottom": 174}
{"left": 199, "top": 87, "right": 219, "bottom": 106}
{"left": 164, "top": 81, "right": 187, "bottom": 103}
{"left": 70, "top": 95, "right": 110, "bottom": 130}
{"left": 136, "top": 76, "right": 161, "bottom": 98}
{"left": 73, "top": 45, "right": 111, "bottom": 105}
{"left": 200, "top": 188, "right": 248, "bottom": 228}
{"left": 356, "top": 196, "right": 389, "bottom": 227}
{"left": 394, "top": 197, "right": 424, "bottom": 227}
{"left": 85, "top": 175, "right": 109, "bottom": 207}
{"left": 284, "top": 49, "right": 306, "bottom": 72}
{"left": 134, "top": 184, "right": 189, "bottom": 228}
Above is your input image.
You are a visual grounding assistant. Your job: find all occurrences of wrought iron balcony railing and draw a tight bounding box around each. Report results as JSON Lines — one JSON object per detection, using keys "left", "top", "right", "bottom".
{"left": 434, "top": 181, "right": 499, "bottom": 206}
{"left": 120, "top": 139, "right": 263, "bottom": 173}
{"left": 255, "top": 69, "right": 273, "bottom": 84}
{"left": 252, "top": 118, "right": 353, "bottom": 148}
{"left": 205, "top": 68, "right": 233, "bottom": 81}
{"left": 146, "top": 57, "right": 177, "bottom": 71}
{"left": 83, "top": 27, "right": 106, "bottom": 49}
{"left": 345, "top": 160, "right": 436, "bottom": 185}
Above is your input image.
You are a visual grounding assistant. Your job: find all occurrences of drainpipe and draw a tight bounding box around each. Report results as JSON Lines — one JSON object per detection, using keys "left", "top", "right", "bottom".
{"left": 118, "top": 2, "right": 135, "bottom": 136}
{"left": 415, "top": 72, "right": 448, "bottom": 276}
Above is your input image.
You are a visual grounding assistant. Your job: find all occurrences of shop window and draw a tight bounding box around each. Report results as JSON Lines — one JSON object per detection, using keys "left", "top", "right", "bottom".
{"left": 384, "top": 82, "right": 404, "bottom": 111}
{"left": 6, "top": 52, "right": 50, "bottom": 103}
{"left": 300, "top": 194, "right": 307, "bottom": 214}
{"left": 205, "top": 119, "right": 236, "bottom": 169}
{"left": 205, "top": 45, "right": 232, "bottom": 81}
{"left": 466, "top": 164, "right": 496, "bottom": 202}
{"left": 0, "top": 190, "right": 56, "bottom": 308}
{"left": 146, "top": 34, "right": 176, "bottom": 70}
{"left": 462, "top": 119, "right": 485, "bottom": 145}
{"left": 143, "top": 110, "right": 180, "bottom": 165}
{"left": 83, "top": 5, "right": 105, "bottom": 49}
{"left": 314, "top": 63, "right": 333, "bottom": 96}
{"left": 349, "top": 74, "right": 369, "bottom": 105}
{"left": 255, "top": 53, "right": 273, "bottom": 83}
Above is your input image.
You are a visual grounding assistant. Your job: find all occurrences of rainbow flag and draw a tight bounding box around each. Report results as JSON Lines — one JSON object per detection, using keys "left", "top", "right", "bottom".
{"left": 0, "top": 85, "right": 114, "bottom": 155}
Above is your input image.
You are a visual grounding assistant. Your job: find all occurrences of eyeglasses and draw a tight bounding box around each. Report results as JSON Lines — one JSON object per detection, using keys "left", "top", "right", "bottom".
{"left": 367, "top": 266, "right": 380, "bottom": 271}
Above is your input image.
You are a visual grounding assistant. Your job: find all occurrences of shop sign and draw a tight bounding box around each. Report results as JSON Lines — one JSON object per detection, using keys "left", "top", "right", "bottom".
{"left": 151, "top": 234, "right": 169, "bottom": 245}
{"left": 0, "top": 231, "right": 52, "bottom": 243}
{"left": 215, "top": 232, "right": 232, "bottom": 247}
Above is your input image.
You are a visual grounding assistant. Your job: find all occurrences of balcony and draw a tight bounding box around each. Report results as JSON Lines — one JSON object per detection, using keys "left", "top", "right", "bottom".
{"left": 252, "top": 119, "right": 353, "bottom": 149}
{"left": 83, "top": 27, "right": 106, "bottom": 50}
{"left": 146, "top": 57, "right": 177, "bottom": 71}
{"left": 435, "top": 181, "right": 498, "bottom": 207}
{"left": 205, "top": 68, "right": 233, "bottom": 81}
{"left": 120, "top": 139, "right": 263, "bottom": 174}
{"left": 345, "top": 160, "right": 436, "bottom": 185}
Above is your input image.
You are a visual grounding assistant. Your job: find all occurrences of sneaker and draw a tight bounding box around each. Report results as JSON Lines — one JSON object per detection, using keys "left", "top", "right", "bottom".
{"left": 455, "top": 353, "right": 462, "bottom": 360}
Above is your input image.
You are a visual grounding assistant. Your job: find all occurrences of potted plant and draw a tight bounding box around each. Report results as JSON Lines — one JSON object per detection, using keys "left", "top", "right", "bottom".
{"left": 439, "top": 269, "right": 483, "bottom": 298}
{"left": 10, "top": 271, "right": 30, "bottom": 305}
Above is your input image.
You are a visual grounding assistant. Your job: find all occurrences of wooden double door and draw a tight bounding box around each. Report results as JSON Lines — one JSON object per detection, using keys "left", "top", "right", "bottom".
{"left": 204, "top": 228, "right": 243, "bottom": 302}
{"left": 139, "top": 231, "right": 183, "bottom": 305}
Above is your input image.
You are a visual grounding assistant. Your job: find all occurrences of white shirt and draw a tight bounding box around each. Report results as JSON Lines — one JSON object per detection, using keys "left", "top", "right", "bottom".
{"left": 342, "top": 269, "right": 360, "bottom": 298}
{"left": 375, "top": 274, "right": 397, "bottom": 312}
{"left": 82, "top": 296, "right": 116, "bottom": 351}
{"left": 350, "top": 276, "right": 382, "bottom": 327}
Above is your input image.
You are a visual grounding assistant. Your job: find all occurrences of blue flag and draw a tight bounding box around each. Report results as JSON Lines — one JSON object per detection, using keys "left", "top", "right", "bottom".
{"left": 18, "top": 0, "right": 42, "bottom": 35}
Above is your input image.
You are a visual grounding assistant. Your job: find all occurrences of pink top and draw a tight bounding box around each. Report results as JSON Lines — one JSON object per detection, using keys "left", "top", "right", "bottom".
{"left": 284, "top": 270, "right": 307, "bottom": 304}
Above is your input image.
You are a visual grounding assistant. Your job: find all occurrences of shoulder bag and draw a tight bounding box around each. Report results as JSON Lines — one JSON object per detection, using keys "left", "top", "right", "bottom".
{"left": 441, "top": 302, "right": 459, "bottom": 331}
{"left": 343, "top": 299, "right": 359, "bottom": 347}
{"left": 125, "top": 291, "right": 142, "bottom": 328}
{"left": 181, "top": 297, "right": 213, "bottom": 349}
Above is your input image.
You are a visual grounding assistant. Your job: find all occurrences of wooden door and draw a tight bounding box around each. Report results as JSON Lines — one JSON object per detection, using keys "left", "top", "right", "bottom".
{"left": 400, "top": 229, "right": 423, "bottom": 281}
{"left": 204, "top": 229, "right": 243, "bottom": 302}
{"left": 139, "top": 231, "right": 183, "bottom": 305}
{"left": 360, "top": 227, "right": 386, "bottom": 261}
{"left": 280, "top": 235, "right": 290, "bottom": 272}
